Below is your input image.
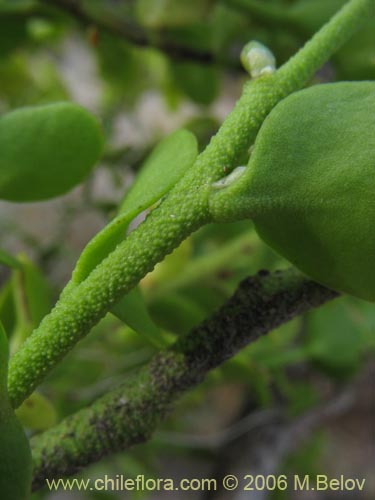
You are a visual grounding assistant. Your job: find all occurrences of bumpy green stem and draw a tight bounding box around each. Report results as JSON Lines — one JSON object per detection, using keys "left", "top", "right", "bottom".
{"left": 31, "top": 269, "right": 337, "bottom": 489}
{"left": 8, "top": 0, "right": 372, "bottom": 408}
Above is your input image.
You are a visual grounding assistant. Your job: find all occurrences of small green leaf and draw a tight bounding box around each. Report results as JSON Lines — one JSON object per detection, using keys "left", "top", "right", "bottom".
{"left": 119, "top": 128, "right": 198, "bottom": 213}
{"left": 305, "top": 298, "right": 367, "bottom": 377}
{"left": 0, "top": 102, "right": 103, "bottom": 201}
{"left": 112, "top": 288, "right": 168, "bottom": 349}
{"left": 213, "top": 82, "right": 375, "bottom": 301}
{"left": 70, "top": 207, "right": 138, "bottom": 286}
{"left": 19, "top": 255, "right": 52, "bottom": 326}
{"left": 0, "top": 281, "right": 16, "bottom": 334}
{"left": 15, "top": 392, "right": 57, "bottom": 431}
{"left": 71, "top": 128, "right": 198, "bottom": 285}
{"left": 0, "top": 248, "right": 21, "bottom": 269}
{"left": 7, "top": 255, "right": 52, "bottom": 353}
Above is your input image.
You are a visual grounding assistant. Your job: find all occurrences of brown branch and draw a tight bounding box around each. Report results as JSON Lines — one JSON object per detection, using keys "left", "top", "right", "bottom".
{"left": 31, "top": 268, "right": 338, "bottom": 490}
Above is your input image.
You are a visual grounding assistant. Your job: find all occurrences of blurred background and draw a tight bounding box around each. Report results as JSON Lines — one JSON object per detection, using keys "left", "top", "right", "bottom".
{"left": 0, "top": 1, "right": 374, "bottom": 498}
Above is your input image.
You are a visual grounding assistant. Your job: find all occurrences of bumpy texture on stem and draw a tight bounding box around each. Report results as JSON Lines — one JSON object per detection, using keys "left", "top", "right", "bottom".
{"left": 31, "top": 269, "right": 338, "bottom": 489}
{"left": 8, "top": 0, "right": 373, "bottom": 408}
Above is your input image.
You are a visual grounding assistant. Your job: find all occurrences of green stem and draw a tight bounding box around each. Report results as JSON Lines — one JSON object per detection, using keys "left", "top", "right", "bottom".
{"left": 276, "top": 0, "right": 374, "bottom": 91}
{"left": 7, "top": 0, "right": 372, "bottom": 409}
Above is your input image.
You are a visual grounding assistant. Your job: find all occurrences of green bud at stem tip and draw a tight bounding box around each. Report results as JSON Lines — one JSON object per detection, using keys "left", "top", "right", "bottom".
{"left": 241, "top": 41, "right": 276, "bottom": 78}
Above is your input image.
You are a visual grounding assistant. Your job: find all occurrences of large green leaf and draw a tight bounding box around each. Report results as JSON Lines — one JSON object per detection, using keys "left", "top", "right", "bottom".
{"left": 215, "top": 83, "right": 375, "bottom": 301}
{"left": 0, "top": 102, "right": 103, "bottom": 201}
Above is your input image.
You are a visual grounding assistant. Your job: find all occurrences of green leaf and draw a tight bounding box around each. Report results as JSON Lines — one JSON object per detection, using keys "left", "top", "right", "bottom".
{"left": 71, "top": 128, "right": 198, "bottom": 285}
{"left": 8, "top": 255, "right": 52, "bottom": 353}
{"left": 119, "top": 128, "right": 198, "bottom": 213}
{"left": 0, "top": 102, "right": 103, "bottom": 201}
{"left": 0, "top": 281, "right": 16, "bottom": 334}
{"left": 171, "top": 62, "right": 220, "bottom": 105}
{"left": 15, "top": 392, "right": 57, "bottom": 431}
{"left": 19, "top": 256, "right": 52, "bottom": 326}
{"left": 70, "top": 206, "right": 139, "bottom": 286}
{"left": 111, "top": 288, "right": 168, "bottom": 349}
{"left": 0, "top": 321, "right": 9, "bottom": 383}
{"left": 220, "top": 82, "right": 375, "bottom": 301}
{"left": 305, "top": 298, "right": 368, "bottom": 377}
{"left": 0, "top": 248, "right": 21, "bottom": 269}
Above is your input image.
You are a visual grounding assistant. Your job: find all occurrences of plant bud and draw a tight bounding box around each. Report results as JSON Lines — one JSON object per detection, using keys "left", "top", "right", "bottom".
{"left": 240, "top": 41, "right": 276, "bottom": 79}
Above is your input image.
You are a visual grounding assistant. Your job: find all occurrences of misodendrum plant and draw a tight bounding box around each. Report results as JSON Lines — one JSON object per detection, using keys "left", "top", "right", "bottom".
{"left": 4, "top": 0, "right": 374, "bottom": 419}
